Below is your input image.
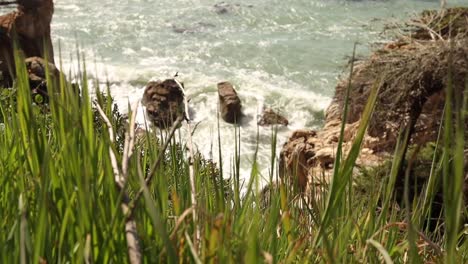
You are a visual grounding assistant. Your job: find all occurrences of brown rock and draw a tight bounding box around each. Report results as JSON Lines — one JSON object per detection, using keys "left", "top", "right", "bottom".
{"left": 281, "top": 142, "right": 308, "bottom": 191}
{"left": 258, "top": 107, "right": 288, "bottom": 126}
{"left": 279, "top": 129, "right": 318, "bottom": 192}
{"left": 306, "top": 137, "right": 317, "bottom": 146}
{"left": 307, "top": 157, "right": 317, "bottom": 166}
{"left": 290, "top": 137, "right": 305, "bottom": 146}
{"left": 304, "top": 145, "right": 315, "bottom": 159}
{"left": 26, "top": 56, "right": 59, "bottom": 79}
{"left": 154, "top": 86, "right": 170, "bottom": 95}
{"left": 25, "top": 56, "right": 61, "bottom": 103}
{"left": 315, "top": 148, "right": 334, "bottom": 169}
{"left": 279, "top": 9, "right": 468, "bottom": 211}
{"left": 291, "top": 129, "right": 316, "bottom": 139}
{"left": 326, "top": 135, "right": 339, "bottom": 144}
{"left": 142, "top": 79, "right": 185, "bottom": 128}
{"left": 0, "top": 0, "right": 55, "bottom": 87}
{"left": 218, "top": 81, "right": 242, "bottom": 124}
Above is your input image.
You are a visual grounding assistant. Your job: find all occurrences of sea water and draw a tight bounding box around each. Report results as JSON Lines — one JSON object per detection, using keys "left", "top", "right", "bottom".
{"left": 32, "top": 0, "right": 468, "bottom": 181}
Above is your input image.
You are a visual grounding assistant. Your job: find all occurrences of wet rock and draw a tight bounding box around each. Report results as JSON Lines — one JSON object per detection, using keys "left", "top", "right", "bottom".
{"left": 213, "top": 2, "right": 253, "bottom": 15}
{"left": 142, "top": 79, "right": 185, "bottom": 128}
{"left": 258, "top": 108, "right": 288, "bottom": 126}
{"left": 214, "top": 2, "right": 230, "bottom": 15}
{"left": 171, "top": 22, "right": 215, "bottom": 34}
{"left": 217, "top": 81, "right": 242, "bottom": 124}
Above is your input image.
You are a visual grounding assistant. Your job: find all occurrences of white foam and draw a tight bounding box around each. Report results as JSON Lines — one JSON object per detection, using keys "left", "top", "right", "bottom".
{"left": 58, "top": 50, "right": 329, "bottom": 184}
{"left": 51, "top": 0, "right": 460, "bottom": 186}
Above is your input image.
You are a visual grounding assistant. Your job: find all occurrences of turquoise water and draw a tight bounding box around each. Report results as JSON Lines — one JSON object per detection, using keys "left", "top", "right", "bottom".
{"left": 43, "top": 0, "right": 468, "bottom": 179}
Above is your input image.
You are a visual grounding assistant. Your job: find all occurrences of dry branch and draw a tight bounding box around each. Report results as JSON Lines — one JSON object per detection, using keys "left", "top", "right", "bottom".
{"left": 94, "top": 102, "right": 142, "bottom": 264}
{"left": 170, "top": 207, "right": 194, "bottom": 240}
{"left": 132, "top": 115, "right": 184, "bottom": 205}
{"left": 174, "top": 78, "right": 201, "bottom": 250}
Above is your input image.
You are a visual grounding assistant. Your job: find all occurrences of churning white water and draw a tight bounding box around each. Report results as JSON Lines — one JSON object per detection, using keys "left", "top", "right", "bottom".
{"left": 20, "top": 0, "right": 464, "bottom": 181}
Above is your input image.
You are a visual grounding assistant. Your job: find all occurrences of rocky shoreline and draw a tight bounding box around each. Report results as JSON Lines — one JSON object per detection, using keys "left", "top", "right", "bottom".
{"left": 280, "top": 8, "right": 468, "bottom": 201}
{"left": 2, "top": 3, "right": 468, "bottom": 262}
{"left": 1, "top": 2, "right": 466, "bottom": 202}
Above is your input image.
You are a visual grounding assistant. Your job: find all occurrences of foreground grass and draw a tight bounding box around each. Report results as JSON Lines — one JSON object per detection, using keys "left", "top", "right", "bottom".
{"left": 0, "top": 56, "right": 466, "bottom": 263}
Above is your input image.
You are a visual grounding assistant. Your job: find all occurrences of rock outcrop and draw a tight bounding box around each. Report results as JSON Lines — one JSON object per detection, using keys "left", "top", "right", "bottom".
{"left": 280, "top": 8, "right": 468, "bottom": 196}
{"left": 258, "top": 108, "right": 288, "bottom": 126}
{"left": 142, "top": 79, "right": 185, "bottom": 128}
{"left": 218, "top": 81, "right": 242, "bottom": 124}
{"left": 25, "top": 56, "right": 61, "bottom": 103}
{"left": 0, "top": 0, "right": 55, "bottom": 87}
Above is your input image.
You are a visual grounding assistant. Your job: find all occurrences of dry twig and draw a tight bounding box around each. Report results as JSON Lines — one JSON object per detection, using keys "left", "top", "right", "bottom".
{"left": 132, "top": 115, "right": 184, "bottom": 204}
{"left": 174, "top": 78, "right": 201, "bottom": 250}
{"left": 170, "top": 207, "right": 194, "bottom": 240}
{"left": 95, "top": 101, "right": 142, "bottom": 264}
{"left": 407, "top": 21, "right": 445, "bottom": 41}
{"left": 367, "top": 222, "right": 443, "bottom": 256}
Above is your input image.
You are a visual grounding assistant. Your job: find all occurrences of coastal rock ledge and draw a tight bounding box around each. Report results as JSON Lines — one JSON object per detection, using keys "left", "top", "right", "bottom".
{"left": 280, "top": 8, "right": 468, "bottom": 196}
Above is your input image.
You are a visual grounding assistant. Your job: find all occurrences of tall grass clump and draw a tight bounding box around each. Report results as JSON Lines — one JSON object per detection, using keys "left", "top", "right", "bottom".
{"left": 0, "top": 46, "right": 466, "bottom": 263}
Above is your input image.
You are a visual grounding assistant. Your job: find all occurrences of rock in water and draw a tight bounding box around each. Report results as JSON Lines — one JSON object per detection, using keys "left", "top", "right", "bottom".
{"left": 213, "top": 2, "right": 252, "bottom": 15}
{"left": 213, "top": 2, "right": 230, "bottom": 15}
{"left": 142, "top": 79, "right": 185, "bottom": 128}
{"left": 258, "top": 108, "right": 288, "bottom": 126}
{"left": 217, "top": 81, "right": 242, "bottom": 124}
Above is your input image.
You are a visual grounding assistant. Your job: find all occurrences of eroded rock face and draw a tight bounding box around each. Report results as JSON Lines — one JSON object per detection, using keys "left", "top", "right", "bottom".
{"left": 280, "top": 8, "right": 468, "bottom": 196}
{"left": 218, "top": 81, "right": 242, "bottom": 124}
{"left": 327, "top": 43, "right": 468, "bottom": 153}
{"left": 258, "top": 108, "right": 288, "bottom": 126}
{"left": 142, "top": 79, "right": 185, "bottom": 128}
{"left": 279, "top": 130, "right": 316, "bottom": 191}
